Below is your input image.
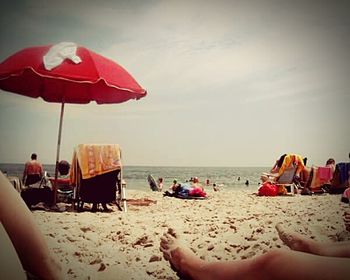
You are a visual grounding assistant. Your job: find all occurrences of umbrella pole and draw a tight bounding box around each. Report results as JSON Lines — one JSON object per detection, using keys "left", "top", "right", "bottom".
{"left": 53, "top": 101, "right": 65, "bottom": 205}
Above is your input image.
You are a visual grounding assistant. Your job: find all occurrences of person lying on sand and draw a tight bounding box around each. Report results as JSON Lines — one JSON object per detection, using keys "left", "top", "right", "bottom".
{"left": 160, "top": 223, "right": 350, "bottom": 280}
{"left": 0, "top": 171, "right": 62, "bottom": 279}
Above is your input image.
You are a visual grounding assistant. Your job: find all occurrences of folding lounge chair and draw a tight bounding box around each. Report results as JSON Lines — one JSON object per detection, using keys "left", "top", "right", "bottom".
{"left": 48, "top": 177, "right": 73, "bottom": 203}
{"left": 70, "top": 144, "right": 127, "bottom": 212}
{"left": 24, "top": 174, "right": 42, "bottom": 186}
{"left": 22, "top": 172, "right": 49, "bottom": 189}
{"left": 6, "top": 175, "right": 23, "bottom": 193}
{"left": 305, "top": 166, "right": 333, "bottom": 194}
{"left": 275, "top": 166, "right": 298, "bottom": 195}
{"left": 45, "top": 160, "right": 74, "bottom": 203}
{"left": 263, "top": 165, "right": 297, "bottom": 195}
{"left": 20, "top": 172, "right": 53, "bottom": 208}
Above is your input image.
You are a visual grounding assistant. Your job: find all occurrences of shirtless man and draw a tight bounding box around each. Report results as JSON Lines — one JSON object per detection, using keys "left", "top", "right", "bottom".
{"left": 23, "top": 153, "right": 44, "bottom": 186}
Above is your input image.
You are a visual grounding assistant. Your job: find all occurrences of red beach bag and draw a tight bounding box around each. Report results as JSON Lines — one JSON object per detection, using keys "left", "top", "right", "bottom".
{"left": 258, "top": 182, "right": 278, "bottom": 196}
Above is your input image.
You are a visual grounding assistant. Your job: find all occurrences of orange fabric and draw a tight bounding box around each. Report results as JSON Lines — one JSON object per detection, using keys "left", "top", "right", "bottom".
{"left": 278, "top": 154, "right": 305, "bottom": 177}
{"left": 70, "top": 144, "right": 121, "bottom": 182}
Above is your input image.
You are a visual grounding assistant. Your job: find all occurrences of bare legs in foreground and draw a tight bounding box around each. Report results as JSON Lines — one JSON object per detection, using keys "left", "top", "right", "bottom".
{"left": 160, "top": 224, "right": 350, "bottom": 280}
{"left": 0, "top": 171, "right": 62, "bottom": 279}
{"left": 276, "top": 222, "right": 350, "bottom": 258}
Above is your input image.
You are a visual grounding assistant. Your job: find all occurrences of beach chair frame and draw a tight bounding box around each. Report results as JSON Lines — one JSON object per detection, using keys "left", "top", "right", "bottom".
{"left": 71, "top": 144, "right": 127, "bottom": 212}
{"left": 275, "top": 166, "right": 298, "bottom": 195}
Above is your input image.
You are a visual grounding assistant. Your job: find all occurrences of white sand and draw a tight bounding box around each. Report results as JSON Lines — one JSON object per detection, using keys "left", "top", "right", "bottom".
{"left": 32, "top": 189, "right": 350, "bottom": 280}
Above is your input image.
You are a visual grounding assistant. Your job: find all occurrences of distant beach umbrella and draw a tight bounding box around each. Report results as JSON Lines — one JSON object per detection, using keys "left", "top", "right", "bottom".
{"left": 0, "top": 42, "right": 147, "bottom": 205}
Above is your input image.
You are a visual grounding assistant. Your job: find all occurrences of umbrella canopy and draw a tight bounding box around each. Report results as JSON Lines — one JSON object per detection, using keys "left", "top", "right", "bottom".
{"left": 0, "top": 42, "right": 147, "bottom": 206}
{"left": 0, "top": 42, "right": 146, "bottom": 103}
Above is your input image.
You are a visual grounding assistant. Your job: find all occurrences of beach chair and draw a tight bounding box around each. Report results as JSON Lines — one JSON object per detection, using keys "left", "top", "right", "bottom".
{"left": 70, "top": 144, "right": 127, "bottom": 212}
{"left": 24, "top": 174, "right": 42, "bottom": 186}
{"left": 305, "top": 166, "right": 333, "bottom": 194}
{"left": 329, "top": 162, "right": 350, "bottom": 194}
{"left": 46, "top": 160, "right": 74, "bottom": 203}
{"left": 261, "top": 166, "right": 297, "bottom": 195}
{"left": 275, "top": 166, "right": 298, "bottom": 195}
{"left": 48, "top": 177, "right": 73, "bottom": 203}
{"left": 7, "top": 175, "right": 23, "bottom": 193}
{"left": 20, "top": 172, "right": 53, "bottom": 208}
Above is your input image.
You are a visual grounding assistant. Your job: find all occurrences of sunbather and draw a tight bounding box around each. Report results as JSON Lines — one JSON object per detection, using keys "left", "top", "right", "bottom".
{"left": 160, "top": 222, "right": 350, "bottom": 280}
{"left": 0, "top": 171, "right": 62, "bottom": 279}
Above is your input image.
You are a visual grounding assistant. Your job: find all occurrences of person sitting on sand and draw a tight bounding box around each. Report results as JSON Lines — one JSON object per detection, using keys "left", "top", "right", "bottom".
{"left": 160, "top": 222, "right": 350, "bottom": 280}
{"left": 163, "top": 179, "right": 182, "bottom": 197}
{"left": 0, "top": 170, "right": 62, "bottom": 279}
{"left": 170, "top": 179, "right": 181, "bottom": 194}
{"left": 164, "top": 179, "right": 207, "bottom": 198}
{"left": 22, "top": 153, "right": 44, "bottom": 186}
{"left": 188, "top": 177, "right": 207, "bottom": 197}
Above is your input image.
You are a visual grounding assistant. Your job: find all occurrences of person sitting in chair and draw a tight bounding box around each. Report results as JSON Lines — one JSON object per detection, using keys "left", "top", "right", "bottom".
{"left": 55, "top": 160, "right": 71, "bottom": 190}
{"left": 261, "top": 154, "right": 306, "bottom": 184}
{"left": 22, "top": 153, "right": 44, "bottom": 186}
{"left": 48, "top": 160, "right": 73, "bottom": 203}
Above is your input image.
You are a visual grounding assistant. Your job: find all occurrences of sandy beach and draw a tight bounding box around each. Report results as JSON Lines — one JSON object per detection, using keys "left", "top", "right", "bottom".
{"left": 32, "top": 189, "right": 350, "bottom": 280}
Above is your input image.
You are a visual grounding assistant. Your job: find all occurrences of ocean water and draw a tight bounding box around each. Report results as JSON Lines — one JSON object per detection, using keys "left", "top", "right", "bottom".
{"left": 0, "top": 163, "right": 267, "bottom": 192}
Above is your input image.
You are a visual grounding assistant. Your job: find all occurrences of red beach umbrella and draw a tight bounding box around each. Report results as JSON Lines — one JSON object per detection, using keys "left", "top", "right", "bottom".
{"left": 0, "top": 42, "right": 147, "bottom": 205}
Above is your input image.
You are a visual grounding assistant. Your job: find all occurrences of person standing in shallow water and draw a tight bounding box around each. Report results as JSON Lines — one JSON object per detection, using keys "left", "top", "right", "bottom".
{"left": 22, "top": 153, "right": 44, "bottom": 186}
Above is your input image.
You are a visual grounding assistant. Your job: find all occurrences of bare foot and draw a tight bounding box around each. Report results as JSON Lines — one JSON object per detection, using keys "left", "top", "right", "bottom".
{"left": 160, "top": 228, "right": 205, "bottom": 280}
{"left": 275, "top": 223, "right": 320, "bottom": 255}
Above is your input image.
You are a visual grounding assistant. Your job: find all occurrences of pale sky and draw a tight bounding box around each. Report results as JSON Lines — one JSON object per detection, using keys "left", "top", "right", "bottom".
{"left": 0, "top": 0, "right": 349, "bottom": 167}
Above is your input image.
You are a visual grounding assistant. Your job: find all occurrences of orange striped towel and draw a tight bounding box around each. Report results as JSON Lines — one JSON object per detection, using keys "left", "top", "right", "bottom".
{"left": 71, "top": 144, "right": 121, "bottom": 180}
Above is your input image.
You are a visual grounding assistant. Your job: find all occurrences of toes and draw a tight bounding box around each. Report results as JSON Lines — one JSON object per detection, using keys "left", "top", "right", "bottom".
{"left": 160, "top": 240, "right": 170, "bottom": 251}
{"left": 160, "top": 232, "right": 176, "bottom": 255}
{"left": 275, "top": 223, "right": 286, "bottom": 239}
{"left": 167, "top": 227, "right": 177, "bottom": 238}
{"left": 162, "top": 232, "right": 176, "bottom": 244}
{"left": 275, "top": 222, "right": 284, "bottom": 233}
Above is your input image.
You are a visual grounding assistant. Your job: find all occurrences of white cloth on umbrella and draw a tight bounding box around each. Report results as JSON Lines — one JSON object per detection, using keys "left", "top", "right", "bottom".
{"left": 43, "top": 42, "right": 82, "bottom": 70}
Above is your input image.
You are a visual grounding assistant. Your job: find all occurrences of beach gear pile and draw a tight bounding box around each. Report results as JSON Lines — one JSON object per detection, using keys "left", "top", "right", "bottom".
{"left": 258, "top": 182, "right": 279, "bottom": 196}
{"left": 176, "top": 183, "right": 207, "bottom": 198}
